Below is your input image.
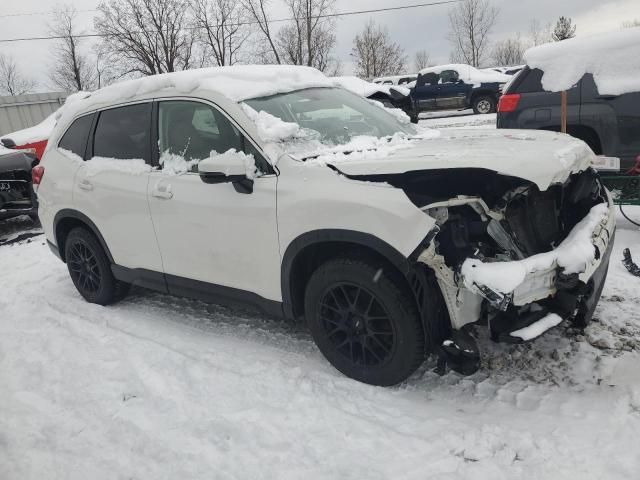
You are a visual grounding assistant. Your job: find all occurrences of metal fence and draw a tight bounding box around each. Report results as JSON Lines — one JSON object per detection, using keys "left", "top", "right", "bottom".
{"left": 0, "top": 92, "right": 70, "bottom": 137}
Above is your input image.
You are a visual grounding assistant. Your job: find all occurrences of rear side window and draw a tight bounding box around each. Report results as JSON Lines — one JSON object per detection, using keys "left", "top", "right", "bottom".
{"left": 93, "top": 103, "right": 151, "bottom": 161}
{"left": 513, "top": 68, "right": 544, "bottom": 93}
{"left": 58, "top": 114, "right": 93, "bottom": 158}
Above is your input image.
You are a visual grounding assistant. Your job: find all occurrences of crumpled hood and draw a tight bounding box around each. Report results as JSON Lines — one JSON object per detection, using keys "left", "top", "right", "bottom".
{"left": 328, "top": 129, "right": 595, "bottom": 190}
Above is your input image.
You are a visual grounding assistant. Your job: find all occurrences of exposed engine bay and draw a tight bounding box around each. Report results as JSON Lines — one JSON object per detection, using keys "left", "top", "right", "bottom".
{"left": 345, "top": 167, "right": 614, "bottom": 364}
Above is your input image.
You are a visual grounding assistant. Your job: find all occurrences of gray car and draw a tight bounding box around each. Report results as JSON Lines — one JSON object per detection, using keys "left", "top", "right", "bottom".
{"left": 497, "top": 67, "right": 640, "bottom": 171}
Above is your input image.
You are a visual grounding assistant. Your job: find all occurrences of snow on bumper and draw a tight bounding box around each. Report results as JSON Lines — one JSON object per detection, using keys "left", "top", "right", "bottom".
{"left": 460, "top": 191, "right": 616, "bottom": 308}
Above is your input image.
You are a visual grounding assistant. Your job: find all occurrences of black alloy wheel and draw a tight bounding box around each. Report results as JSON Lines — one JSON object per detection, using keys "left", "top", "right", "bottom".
{"left": 317, "top": 282, "right": 397, "bottom": 367}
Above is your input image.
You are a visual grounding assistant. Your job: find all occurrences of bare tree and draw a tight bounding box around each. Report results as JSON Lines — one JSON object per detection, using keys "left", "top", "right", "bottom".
{"left": 529, "top": 19, "right": 553, "bottom": 46}
{"left": 48, "top": 5, "right": 97, "bottom": 92}
{"left": 241, "top": 0, "right": 281, "bottom": 64}
{"left": 351, "top": 19, "right": 407, "bottom": 78}
{"left": 0, "top": 53, "right": 36, "bottom": 96}
{"left": 276, "top": 0, "right": 339, "bottom": 72}
{"left": 413, "top": 49, "right": 432, "bottom": 71}
{"left": 492, "top": 35, "right": 524, "bottom": 66}
{"left": 552, "top": 16, "right": 576, "bottom": 41}
{"left": 94, "top": 0, "right": 195, "bottom": 76}
{"left": 193, "top": 0, "right": 249, "bottom": 66}
{"left": 447, "top": 0, "right": 498, "bottom": 67}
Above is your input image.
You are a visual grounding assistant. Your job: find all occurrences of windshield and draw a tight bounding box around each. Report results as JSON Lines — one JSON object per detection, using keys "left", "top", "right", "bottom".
{"left": 244, "top": 87, "right": 414, "bottom": 146}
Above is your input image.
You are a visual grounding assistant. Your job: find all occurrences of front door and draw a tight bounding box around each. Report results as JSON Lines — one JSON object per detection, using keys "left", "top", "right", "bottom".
{"left": 147, "top": 100, "right": 281, "bottom": 303}
{"left": 73, "top": 102, "right": 164, "bottom": 274}
{"left": 436, "top": 70, "right": 470, "bottom": 109}
{"left": 412, "top": 73, "right": 441, "bottom": 112}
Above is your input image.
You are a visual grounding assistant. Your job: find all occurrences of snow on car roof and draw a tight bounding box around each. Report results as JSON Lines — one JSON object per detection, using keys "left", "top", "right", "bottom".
{"left": 60, "top": 65, "right": 333, "bottom": 119}
{"left": 524, "top": 27, "right": 640, "bottom": 95}
{"left": 1, "top": 112, "right": 57, "bottom": 145}
{"left": 418, "top": 64, "right": 511, "bottom": 85}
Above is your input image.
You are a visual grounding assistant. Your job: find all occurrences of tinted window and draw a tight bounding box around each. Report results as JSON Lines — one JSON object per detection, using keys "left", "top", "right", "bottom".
{"left": 59, "top": 114, "right": 93, "bottom": 158}
{"left": 93, "top": 103, "right": 151, "bottom": 161}
{"left": 440, "top": 70, "right": 459, "bottom": 84}
{"left": 158, "top": 101, "right": 243, "bottom": 172}
{"left": 514, "top": 68, "right": 544, "bottom": 93}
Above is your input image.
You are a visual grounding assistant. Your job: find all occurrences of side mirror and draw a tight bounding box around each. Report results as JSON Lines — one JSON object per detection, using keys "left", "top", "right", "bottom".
{"left": 199, "top": 154, "right": 254, "bottom": 194}
{"left": 1, "top": 138, "right": 16, "bottom": 149}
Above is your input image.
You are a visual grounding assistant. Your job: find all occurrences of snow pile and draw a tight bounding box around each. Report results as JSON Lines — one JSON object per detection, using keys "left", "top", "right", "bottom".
{"left": 1, "top": 113, "right": 57, "bottom": 145}
{"left": 418, "top": 64, "right": 511, "bottom": 86}
{"left": 85, "top": 157, "right": 152, "bottom": 177}
{"left": 368, "top": 99, "right": 411, "bottom": 124}
{"left": 331, "top": 76, "right": 409, "bottom": 98}
{"left": 461, "top": 202, "right": 610, "bottom": 294}
{"left": 510, "top": 313, "right": 563, "bottom": 341}
{"left": 524, "top": 27, "right": 640, "bottom": 95}
{"left": 159, "top": 150, "right": 200, "bottom": 174}
{"left": 241, "top": 104, "right": 303, "bottom": 143}
{"left": 59, "top": 66, "right": 332, "bottom": 125}
{"left": 303, "top": 127, "right": 441, "bottom": 166}
{"left": 1, "top": 91, "right": 90, "bottom": 144}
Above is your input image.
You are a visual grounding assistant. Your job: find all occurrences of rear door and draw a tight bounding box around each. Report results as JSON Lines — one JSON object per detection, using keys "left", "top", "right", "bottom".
{"left": 73, "top": 102, "right": 164, "bottom": 274}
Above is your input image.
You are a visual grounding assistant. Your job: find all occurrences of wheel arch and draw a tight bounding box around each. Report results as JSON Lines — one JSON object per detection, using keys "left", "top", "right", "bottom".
{"left": 53, "top": 209, "right": 114, "bottom": 263}
{"left": 281, "top": 230, "right": 415, "bottom": 321}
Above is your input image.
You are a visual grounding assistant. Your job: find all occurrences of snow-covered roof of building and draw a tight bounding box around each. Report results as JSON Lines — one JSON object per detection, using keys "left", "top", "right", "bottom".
{"left": 418, "top": 64, "right": 511, "bottom": 85}
{"left": 524, "top": 27, "right": 640, "bottom": 95}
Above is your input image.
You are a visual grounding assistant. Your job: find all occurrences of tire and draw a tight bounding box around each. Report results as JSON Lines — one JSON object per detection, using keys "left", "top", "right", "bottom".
{"left": 472, "top": 95, "right": 496, "bottom": 115}
{"left": 64, "top": 227, "right": 129, "bottom": 305}
{"left": 304, "top": 256, "right": 424, "bottom": 386}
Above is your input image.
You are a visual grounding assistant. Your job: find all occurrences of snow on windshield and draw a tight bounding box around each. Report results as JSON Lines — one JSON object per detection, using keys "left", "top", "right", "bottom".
{"left": 524, "top": 27, "right": 640, "bottom": 95}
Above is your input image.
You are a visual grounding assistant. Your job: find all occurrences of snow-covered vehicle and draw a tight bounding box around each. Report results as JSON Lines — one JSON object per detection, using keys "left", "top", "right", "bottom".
{"left": 0, "top": 145, "right": 39, "bottom": 221}
{"left": 1, "top": 113, "right": 57, "bottom": 161}
{"left": 331, "top": 76, "right": 412, "bottom": 113}
{"left": 37, "top": 65, "right": 615, "bottom": 386}
{"left": 409, "top": 64, "right": 511, "bottom": 120}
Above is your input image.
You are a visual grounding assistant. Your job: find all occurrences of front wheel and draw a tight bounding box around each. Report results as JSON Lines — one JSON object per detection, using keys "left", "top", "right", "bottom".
{"left": 304, "top": 257, "right": 425, "bottom": 386}
{"left": 65, "top": 227, "right": 129, "bottom": 305}
{"left": 472, "top": 95, "right": 496, "bottom": 114}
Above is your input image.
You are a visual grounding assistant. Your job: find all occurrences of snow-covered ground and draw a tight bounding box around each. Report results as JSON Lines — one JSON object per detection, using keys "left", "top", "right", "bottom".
{"left": 2, "top": 114, "right": 640, "bottom": 479}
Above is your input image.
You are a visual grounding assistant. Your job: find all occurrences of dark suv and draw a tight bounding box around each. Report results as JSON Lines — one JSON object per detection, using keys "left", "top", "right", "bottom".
{"left": 497, "top": 67, "right": 640, "bottom": 171}
{"left": 0, "top": 148, "right": 39, "bottom": 221}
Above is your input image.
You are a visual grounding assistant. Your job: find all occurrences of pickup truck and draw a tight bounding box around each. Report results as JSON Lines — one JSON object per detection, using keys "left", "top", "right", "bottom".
{"left": 407, "top": 64, "right": 511, "bottom": 122}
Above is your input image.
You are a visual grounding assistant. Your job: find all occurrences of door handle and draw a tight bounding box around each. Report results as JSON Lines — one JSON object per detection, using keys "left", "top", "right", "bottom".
{"left": 152, "top": 183, "right": 173, "bottom": 199}
{"left": 78, "top": 179, "right": 93, "bottom": 191}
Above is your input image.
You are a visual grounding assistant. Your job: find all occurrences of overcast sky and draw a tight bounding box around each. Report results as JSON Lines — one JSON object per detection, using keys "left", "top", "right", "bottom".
{"left": 1, "top": 0, "right": 639, "bottom": 91}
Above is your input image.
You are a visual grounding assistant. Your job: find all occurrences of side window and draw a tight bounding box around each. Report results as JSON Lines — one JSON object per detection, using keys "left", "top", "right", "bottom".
{"left": 93, "top": 103, "right": 151, "bottom": 161}
{"left": 58, "top": 114, "right": 93, "bottom": 158}
{"left": 420, "top": 72, "right": 440, "bottom": 85}
{"left": 440, "top": 70, "right": 459, "bottom": 84}
{"left": 513, "top": 68, "right": 544, "bottom": 93}
{"left": 158, "top": 101, "right": 243, "bottom": 173}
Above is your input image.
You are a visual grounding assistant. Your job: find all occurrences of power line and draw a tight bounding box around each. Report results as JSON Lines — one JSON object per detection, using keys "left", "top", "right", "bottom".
{"left": 0, "top": 0, "right": 460, "bottom": 44}
{"left": 0, "top": 9, "right": 97, "bottom": 19}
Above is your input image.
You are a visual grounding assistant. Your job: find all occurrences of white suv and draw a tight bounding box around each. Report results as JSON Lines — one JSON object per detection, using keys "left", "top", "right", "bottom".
{"left": 37, "top": 66, "right": 615, "bottom": 386}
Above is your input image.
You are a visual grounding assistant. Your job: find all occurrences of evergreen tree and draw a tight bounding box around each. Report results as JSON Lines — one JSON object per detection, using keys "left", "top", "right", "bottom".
{"left": 552, "top": 16, "right": 576, "bottom": 41}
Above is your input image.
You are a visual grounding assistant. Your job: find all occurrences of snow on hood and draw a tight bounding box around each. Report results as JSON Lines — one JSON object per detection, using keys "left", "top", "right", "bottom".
{"left": 321, "top": 129, "right": 594, "bottom": 190}
{"left": 418, "top": 64, "right": 511, "bottom": 86}
{"left": 331, "top": 76, "right": 409, "bottom": 98}
{"left": 524, "top": 27, "right": 640, "bottom": 95}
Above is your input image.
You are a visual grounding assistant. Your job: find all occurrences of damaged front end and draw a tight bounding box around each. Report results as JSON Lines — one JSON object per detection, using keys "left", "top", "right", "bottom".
{"left": 414, "top": 168, "right": 613, "bottom": 339}
{"left": 357, "top": 167, "right": 614, "bottom": 374}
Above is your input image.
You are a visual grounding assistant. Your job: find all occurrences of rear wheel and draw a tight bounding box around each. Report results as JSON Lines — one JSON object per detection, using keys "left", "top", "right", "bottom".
{"left": 65, "top": 227, "right": 129, "bottom": 305}
{"left": 304, "top": 257, "right": 424, "bottom": 386}
{"left": 472, "top": 95, "right": 496, "bottom": 114}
